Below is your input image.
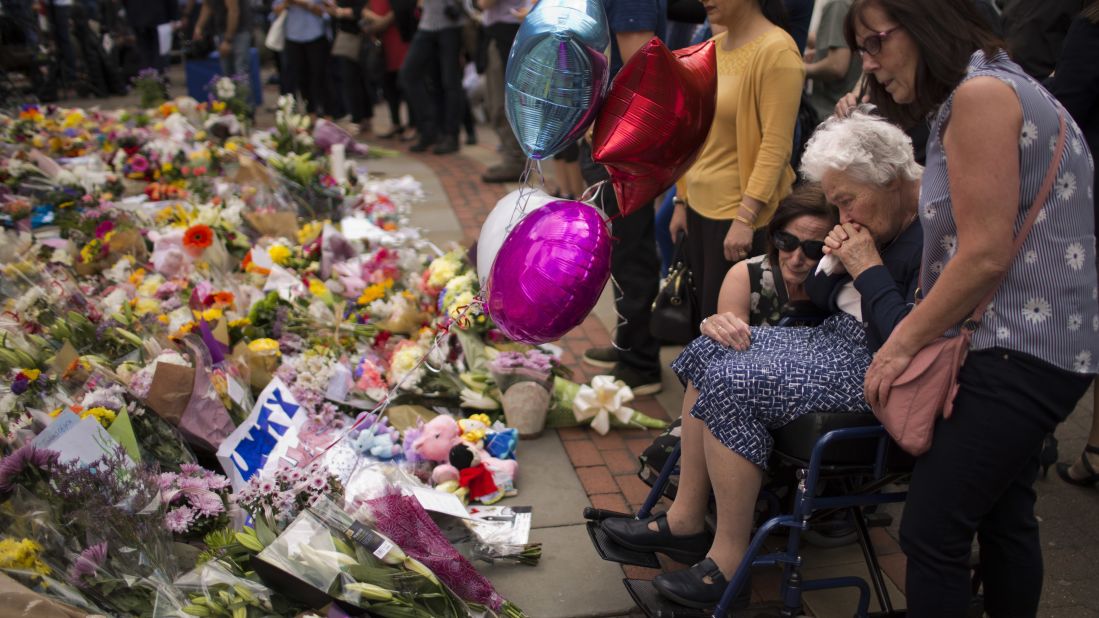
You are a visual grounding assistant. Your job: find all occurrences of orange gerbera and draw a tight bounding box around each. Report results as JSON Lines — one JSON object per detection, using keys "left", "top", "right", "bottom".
{"left": 211, "top": 291, "right": 235, "bottom": 307}
{"left": 182, "top": 224, "right": 214, "bottom": 255}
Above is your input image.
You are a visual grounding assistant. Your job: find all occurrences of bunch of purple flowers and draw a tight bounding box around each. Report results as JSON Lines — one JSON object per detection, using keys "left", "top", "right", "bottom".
{"left": 234, "top": 460, "right": 343, "bottom": 525}
{"left": 489, "top": 350, "right": 554, "bottom": 393}
{"left": 159, "top": 463, "right": 231, "bottom": 538}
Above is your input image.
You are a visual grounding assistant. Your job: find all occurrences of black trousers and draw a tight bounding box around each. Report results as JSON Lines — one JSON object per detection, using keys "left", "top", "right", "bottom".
{"left": 285, "top": 36, "right": 329, "bottom": 114}
{"left": 400, "top": 27, "right": 464, "bottom": 140}
{"left": 381, "top": 70, "right": 403, "bottom": 127}
{"left": 339, "top": 56, "right": 372, "bottom": 123}
{"left": 685, "top": 207, "right": 767, "bottom": 321}
{"left": 899, "top": 348, "right": 1091, "bottom": 617}
{"left": 580, "top": 142, "right": 662, "bottom": 377}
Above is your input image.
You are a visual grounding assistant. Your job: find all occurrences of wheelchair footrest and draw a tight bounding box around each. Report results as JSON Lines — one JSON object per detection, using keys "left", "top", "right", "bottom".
{"left": 586, "top": 521, "right": 661, "bottom": 568}
{"left": 623, "top": 578, "right": 712, "bottom": 618}
{"left": 865, "top": 511, "right": 893, "bottom": 528}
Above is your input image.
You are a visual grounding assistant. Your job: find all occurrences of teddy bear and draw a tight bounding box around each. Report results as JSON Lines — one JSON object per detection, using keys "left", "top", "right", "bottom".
{"left": 411, "top": 414, "right": 518, "bottom": 503}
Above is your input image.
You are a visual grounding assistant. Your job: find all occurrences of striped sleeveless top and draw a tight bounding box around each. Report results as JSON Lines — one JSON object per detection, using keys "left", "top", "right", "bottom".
{"left": 920, "top": 50, "right": 1098, "bottom": 374}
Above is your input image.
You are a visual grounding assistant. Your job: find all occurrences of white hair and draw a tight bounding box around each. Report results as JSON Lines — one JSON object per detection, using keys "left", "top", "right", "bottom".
{"left": 800, "top": 107, "right": 923, "bottom": 187}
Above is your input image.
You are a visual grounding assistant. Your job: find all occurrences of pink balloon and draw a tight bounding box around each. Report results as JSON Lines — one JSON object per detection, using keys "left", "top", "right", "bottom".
{"left": 485, "top": 201, "right": 612, "bottom": 344}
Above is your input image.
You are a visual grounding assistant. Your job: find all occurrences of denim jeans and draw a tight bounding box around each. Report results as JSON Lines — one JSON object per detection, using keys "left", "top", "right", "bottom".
{"left": 219, "top": 31, "right": 252, "bottom": 78}
{"left": 400, "top": 26, "right": 464, "bottom": 140}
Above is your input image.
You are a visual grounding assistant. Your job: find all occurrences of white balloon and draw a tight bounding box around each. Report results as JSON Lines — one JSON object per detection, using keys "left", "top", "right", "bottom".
{"left": 477, "top": 188, "right": 558, "bottom": 285}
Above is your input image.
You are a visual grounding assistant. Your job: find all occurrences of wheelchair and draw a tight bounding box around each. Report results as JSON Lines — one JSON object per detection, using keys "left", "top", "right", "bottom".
{"left": 584, "top": 305, "right": 917, "bottom": 617}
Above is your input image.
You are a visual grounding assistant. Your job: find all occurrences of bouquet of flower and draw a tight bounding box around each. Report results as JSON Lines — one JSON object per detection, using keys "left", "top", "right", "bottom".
{"left": 160, "top": 463, "right": 232, "bottom": 541}
{"left": 133, "top": 68, "right": 169, "bottom": 109}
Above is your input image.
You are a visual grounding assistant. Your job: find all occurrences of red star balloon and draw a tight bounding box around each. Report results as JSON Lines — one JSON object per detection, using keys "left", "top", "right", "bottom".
{"left": 592, "top": 38, "right": 717, "bottom": 217}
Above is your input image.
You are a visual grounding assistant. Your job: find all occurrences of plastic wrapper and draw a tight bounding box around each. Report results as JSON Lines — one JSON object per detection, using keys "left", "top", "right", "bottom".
{"left": 175, "top": 559, "right": 281, "bottom": 617}
{"left": 253, "top": 496, "right": 474, "bottom": 617}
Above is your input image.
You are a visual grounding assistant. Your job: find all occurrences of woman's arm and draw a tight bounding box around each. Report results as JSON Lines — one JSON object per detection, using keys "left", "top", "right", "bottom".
{"left": 865, "top": 77, "right": 1022, "bottom": 406}
{"left": 701, "top": 261, "right": 753, "bottom": 350}
{"left": 741, "top": 47, "right": 804, "bottom": 208}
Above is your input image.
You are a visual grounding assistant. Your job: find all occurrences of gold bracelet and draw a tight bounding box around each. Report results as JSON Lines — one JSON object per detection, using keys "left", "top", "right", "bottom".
{"left": 733, "top": 214, "right": 754, "bottom": 226}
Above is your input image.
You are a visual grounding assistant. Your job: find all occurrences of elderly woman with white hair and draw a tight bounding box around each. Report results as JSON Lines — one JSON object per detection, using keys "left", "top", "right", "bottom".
{"left": 601, "top": 109, "right": 923, "bottom": 609}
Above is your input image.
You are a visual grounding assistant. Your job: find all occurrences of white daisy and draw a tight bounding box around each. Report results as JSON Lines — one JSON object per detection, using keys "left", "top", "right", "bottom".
{"left": 1024, "top": 249, "right": 1038, "bottom": 264}
{"left": 922, "top": 204, "right": 937, "bottom": 220}
{"left": 1072, "top": 138, "right": 1084, "bottom": 155}
{"left": 1074, "top": 350, "right": 1093, "bottom": 373}
{"left": 1022, "top": 297, "right": 1052, "bottom": 324}
{"left": 996, "top": 326, "right": 1011, "bottom": 340}
{"left": 986, "top": 302, "right": 997, "bottom": 321}
{"left": 1068, "top": 313, "right": 1083, "bottom": 331}
{"left": 1056, "top": 172, "right": 1077, "bottom": 201}
{"left": 1019, "top": 120, "right": 1038, "bottom": 148}
{"left": 1093, "top": 287, "right": 1097, "bottom": 300}
{"left": 940, "top": 235, "right": 958, "bottom": 256}
{"left": 1036, "top": 209, "right": 1048, "bottom": 224}
{"left": 1093, "top": 315, "right": 1098, "bottom": 332}
{"left": 930, "top": 261, "right": 945, "bottom": 275}
{"left": 1049, "top": 135, "right": 1059, "bottom": 153}
{"left": 1065, "top": 242, "right": 1086, "bottom": 270}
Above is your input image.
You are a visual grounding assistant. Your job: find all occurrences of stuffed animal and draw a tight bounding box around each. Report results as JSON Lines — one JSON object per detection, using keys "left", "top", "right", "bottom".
{"left": 349, "top": 428, "right": 402, "bottom": 460}
{"left": 411, "top": 415, "right": 518, "bottom": 502}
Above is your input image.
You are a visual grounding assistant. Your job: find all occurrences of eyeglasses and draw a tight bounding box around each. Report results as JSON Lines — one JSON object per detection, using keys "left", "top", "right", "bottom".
{"left": 772, "top": 231, "right": 825, "bottom": 260}
{"left": 856, "top": 26, "right": 901, "bottom": 56}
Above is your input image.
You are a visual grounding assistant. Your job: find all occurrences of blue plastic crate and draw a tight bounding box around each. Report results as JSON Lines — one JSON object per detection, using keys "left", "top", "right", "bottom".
{"left": 185, "top": 47, "right": 264, "bottom": 107}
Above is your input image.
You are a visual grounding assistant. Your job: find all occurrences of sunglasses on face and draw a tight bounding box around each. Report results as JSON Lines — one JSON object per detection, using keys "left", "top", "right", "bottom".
{"left": 856, "top": 25, "right": 901, "bottom": 56}
{"left": 772, "top": 231, "right": 826, "bottom": 260}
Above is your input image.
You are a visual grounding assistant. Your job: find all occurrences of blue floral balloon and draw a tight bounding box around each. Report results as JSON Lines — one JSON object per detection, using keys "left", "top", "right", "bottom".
{"left": 504, "top": 0, "right": 611, "bottom": 160}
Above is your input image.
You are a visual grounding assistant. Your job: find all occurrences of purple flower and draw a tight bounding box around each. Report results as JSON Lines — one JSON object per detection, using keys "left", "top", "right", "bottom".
{"left": 177, "top": 476, "right": 206, "bottom": 492}
{"left": 0, "top": 444, "right": 60, "bottom": 494}
{"left": 179, "top": 463, "right": 203, "bottom": 475}
{"left": 94, "top": 220, "right": 115, "bottom": 240}
{"left": 193, "top": 492, "right": 225, "bottom": 517}
{"left": 308, "top": 475, "right": 327, "bottom": 491}
{"left": 67, "top": 542, "right": 108, "bottom": 587}
{"left": 157, "top": 472, "right": 178, "bottom": 492}
{"left": 165, "top": 506, "right": 195, "bottom": 533}
{"left": 11, "top": 376, "right": 29, "bottom": 395}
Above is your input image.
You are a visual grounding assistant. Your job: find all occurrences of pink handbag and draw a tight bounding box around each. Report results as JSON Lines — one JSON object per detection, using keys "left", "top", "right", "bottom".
{"left": 873, "top": 113, "right": 1068, "bottom": 456}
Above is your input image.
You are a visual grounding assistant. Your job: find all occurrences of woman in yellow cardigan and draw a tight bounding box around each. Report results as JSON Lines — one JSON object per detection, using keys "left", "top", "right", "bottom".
{"left": 669, "top": 0, "right": 805, "bottom": 318}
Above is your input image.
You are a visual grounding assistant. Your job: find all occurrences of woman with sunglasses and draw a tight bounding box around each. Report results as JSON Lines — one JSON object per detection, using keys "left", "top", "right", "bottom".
{"left": 840, "top": 1, "right": 1099, "bottom": 616}
{"left": 601, "top": 110, "right": 922, "bottom": 609}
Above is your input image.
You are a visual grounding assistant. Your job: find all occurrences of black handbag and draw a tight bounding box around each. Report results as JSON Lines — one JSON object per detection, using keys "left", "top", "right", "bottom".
{"left": 649, "top": 232, "right": 699, "bottom": 345}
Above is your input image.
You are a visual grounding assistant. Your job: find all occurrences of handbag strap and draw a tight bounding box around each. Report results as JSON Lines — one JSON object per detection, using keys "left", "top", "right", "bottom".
{"left": 963, "top": 112, "right": 1068, "bottom": 328}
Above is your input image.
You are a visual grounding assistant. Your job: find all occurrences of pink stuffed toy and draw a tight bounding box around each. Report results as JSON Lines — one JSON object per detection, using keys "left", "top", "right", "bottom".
{"left": 411, "top": 415, "right": 518, "bottom": 499}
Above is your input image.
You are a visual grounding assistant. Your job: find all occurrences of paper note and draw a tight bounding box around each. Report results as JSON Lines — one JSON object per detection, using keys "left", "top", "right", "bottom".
{"left": 409, "top": 486, "right": 473, "bottom": 519}
{"left": 107, "top": 409, "right": 142, "bottom": 463}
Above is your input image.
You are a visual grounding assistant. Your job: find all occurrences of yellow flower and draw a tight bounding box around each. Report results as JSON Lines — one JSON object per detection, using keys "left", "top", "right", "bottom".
{"left": 268, "top": 244, "right": 291, "bottom": 265}
{"left": 49, "top": 407, "right": 63, "bottom": 417}
{"left": 193, "top": 307, "right": 223, "bottom": 322}
{"left": 129, "top": 268, "right": 146, "bottom": 285}
{"left": 157, "top": 315, "right": 170, "bottom": 324}
{"left": 81, "top": 407, "right": 117, "bottom": 427}
{"left": 297, "top": 220, "right": 326, "bottom": 245}
{"left": 228, "top": 317, "right": 252, "bottom": 328}
{"left": 132, "top": 298, "right": 161, "bottom": 316}
{"left": 308, "top": 279, "right": 334, "bottom": 304}
{"left": 357, "top": 279, "right": 393, "bottom": 305}
{"left": 212, "top": 100, "right": 227, "bottom": 113}
{"left": 161, "top": 162, "right": 173, "bottom": 172}
{"left": 21, "top": 369, "right": 41, "bottom": 381}
{"left": 248, "top": 338, "right": 281, "bottom": 354}
{"left": 31, "top": 135, "right": 46, "bottom": 148}
{"left": 61, "top": 110, "right": 85, "bottom": 128}
{"left": 0, "top": 538, "right": 51, "bottom": 577}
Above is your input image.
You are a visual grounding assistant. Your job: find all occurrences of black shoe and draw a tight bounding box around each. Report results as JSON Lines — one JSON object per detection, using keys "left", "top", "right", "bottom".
{"left": 410, "top": 136, "right": 436, "bottom": 153}
{"left": 466, "top": 133, "right": 478, "bottom": 145}
{"left": 1057, "top": 444, "right": 1099, "bottom": 487}
{"left": 601, "top": 513, "right": 710, "bottom": 564}
{"left": 653, "top": 558, "right": 750, "bottom": 610}
{"left": 612, "top": 364, "right": 663, "bottom": 396}
{"left": 433, "top": 135, "right": 459, "bottom": 155}
{"left": 582, "top": 346, "right": 619, "bottom": 369}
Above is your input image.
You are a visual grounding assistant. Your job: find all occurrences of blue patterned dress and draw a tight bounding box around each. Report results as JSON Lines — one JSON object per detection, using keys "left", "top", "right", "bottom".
{"left": 671, "top": 313, "right": 871, "bottom": 469}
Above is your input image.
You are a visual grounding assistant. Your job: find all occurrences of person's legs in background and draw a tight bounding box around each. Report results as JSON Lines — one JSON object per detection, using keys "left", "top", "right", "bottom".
{"left": 432, "top": 25, "right": 464, "bottom": 154}
{"left": 340, "top": 55, "right": 372, "bottom": 133}
{"left": 481, "top": 26, "right": 526, "bottom": 182}
{"left": 48, "top": 3, "right": 78, "bottom": 88}
{"left": 283, "top": 40, "right": 306, "bottom": 105}
{"left": 579, "top": 140, "right": 662, "bottom": 394}
{"left": 1057, "top": 384, "right": 1099, "bottom": 485}
{"left": 378, "top": 69, "right": 406, "bottom": 136}
{"left": 300, "top": 35, "right": 328, "bottom": 115}
{"left": 401, "top": 29, "right": 440, "bottom": 151}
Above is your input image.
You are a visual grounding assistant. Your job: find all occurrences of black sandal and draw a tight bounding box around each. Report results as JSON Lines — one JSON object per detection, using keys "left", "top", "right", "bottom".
{"left": 1056, "top": 444, "right": 1099, "bottom": 487}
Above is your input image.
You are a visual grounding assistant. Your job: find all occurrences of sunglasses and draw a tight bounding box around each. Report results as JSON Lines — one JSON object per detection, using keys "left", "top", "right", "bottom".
{"left": 772, "top": 231, "right": 826, "bottom": 260}
{"left": 856, "top": 26, "right": 901, "bottom": 56}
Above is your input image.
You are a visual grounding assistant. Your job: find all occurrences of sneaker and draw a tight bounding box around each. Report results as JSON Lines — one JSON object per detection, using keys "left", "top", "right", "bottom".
{"left": 613, "top": 364, "right": 663, "bottom": 396}
{"left": 582, "top": 346, "right": 619, "bottom": 369}
{"left": 433, "top": 135, "right": 459, "bottom": 155}
{"left": 481, "top": 163, "right": 526, "bottom": 183}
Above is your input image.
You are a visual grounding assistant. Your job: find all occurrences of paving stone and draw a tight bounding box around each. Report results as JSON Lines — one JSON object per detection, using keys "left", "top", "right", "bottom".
{"left": 590, "top": 430, "right": 626, "bottom": 450}
{"left": 616, "top": 473, "right": 655, "bottom": 506}
{"left": 564, "top": 439, "right": 604, "bottom": 468}
{"left": 558, "top": 426, "right": 591, "bottom": 441}
{"left": 603, "top": 449, "right": 640, "bottom": 476}
{"left": 589, "top": 493, "right": 629, "bottom": 515}
{"left": 577, "top": 465, "right": 619, "bottom": 496}
{"left": 478, "top": 524, "right": 638, "bottom": 618}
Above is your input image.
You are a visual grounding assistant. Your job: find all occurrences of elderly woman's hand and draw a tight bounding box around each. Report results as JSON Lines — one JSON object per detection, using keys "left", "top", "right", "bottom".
{"left": 824, "top": 223, "right": 882, "bottom": 279}
{"left": 701, "top": 313, "right": 752, "bottom": 351}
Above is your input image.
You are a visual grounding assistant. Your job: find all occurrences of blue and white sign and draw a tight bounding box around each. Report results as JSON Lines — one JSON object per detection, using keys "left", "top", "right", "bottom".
{"left": 217, "top": 378, "right": 306, "bottom": 489}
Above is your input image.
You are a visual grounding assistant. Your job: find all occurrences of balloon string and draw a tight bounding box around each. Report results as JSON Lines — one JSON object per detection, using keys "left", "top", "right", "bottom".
{"left": 580, "top": 180, "right": 607, "bottom": 207}
{"left": 607, "top": 273, "right": 631, "bottom": 353}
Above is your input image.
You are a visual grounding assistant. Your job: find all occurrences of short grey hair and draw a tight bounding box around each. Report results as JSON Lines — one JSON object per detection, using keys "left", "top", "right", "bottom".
{"left": 800, "top": 107, "right": 923, "bottom": 187}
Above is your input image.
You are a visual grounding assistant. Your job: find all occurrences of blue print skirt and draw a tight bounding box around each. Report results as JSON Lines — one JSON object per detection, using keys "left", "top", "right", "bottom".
{"left": 670, "top": 314, "right": 872, "bottom": 469}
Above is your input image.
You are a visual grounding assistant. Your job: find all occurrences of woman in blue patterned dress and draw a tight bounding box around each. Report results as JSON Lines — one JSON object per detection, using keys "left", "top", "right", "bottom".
{"left": 602, "top": 110, "right": 923, "bottom": 608}
{"left": 844, "top": 1, "right": 1099, "bottom": 616}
